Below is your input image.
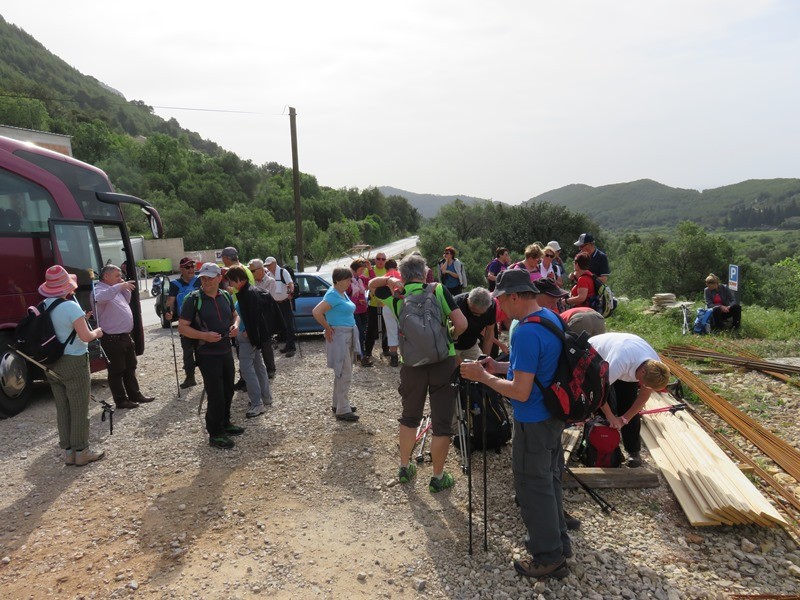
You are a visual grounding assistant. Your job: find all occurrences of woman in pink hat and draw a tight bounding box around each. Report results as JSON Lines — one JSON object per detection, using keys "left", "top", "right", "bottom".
{"left": 38, "top": 265, "right": 105, "bottom": 466}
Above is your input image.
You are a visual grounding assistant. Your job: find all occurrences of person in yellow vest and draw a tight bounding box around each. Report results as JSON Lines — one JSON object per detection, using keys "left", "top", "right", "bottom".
{"left": 362, "top": 252, "right": 389, "bottom": 366}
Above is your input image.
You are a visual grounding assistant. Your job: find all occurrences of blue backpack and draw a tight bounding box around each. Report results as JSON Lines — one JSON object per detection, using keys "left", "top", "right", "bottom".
{"left": 693, "top": 308, "right": 714, "bottom": 334}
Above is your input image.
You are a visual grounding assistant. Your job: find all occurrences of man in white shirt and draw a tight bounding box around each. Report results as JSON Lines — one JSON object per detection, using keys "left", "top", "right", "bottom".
{"left": 589, "top": 333, "right": 670, "bottom": 467}
{"left": 265, "top": 256, "right": 296, "bottom": 358}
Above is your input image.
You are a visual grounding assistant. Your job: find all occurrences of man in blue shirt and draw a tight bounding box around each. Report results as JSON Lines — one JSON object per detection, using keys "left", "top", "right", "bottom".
{"left": 460, "top": 269, "right": 570, "bottom": 580}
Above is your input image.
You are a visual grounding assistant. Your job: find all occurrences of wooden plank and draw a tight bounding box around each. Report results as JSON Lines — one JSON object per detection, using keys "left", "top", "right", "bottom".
{"left": 562, "top": 467, "right": 660, "bottom": 489}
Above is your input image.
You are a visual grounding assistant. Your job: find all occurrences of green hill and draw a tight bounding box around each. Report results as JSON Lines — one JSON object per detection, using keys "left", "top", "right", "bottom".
{"left": 528, "top": 178, "right": 800, "bottom": 231}
{"left": 378, "top": 186, "right": 491, "bottom": 219}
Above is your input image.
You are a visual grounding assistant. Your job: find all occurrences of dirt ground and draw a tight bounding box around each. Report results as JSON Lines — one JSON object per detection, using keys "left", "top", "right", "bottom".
{"left": 1, "top": 326, "right": 799, "bottom": 599}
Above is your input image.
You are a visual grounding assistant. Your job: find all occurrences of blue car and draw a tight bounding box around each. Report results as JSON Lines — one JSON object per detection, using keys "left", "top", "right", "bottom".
{"left": 292, "top": 272, "right": 332, "bottom": 333}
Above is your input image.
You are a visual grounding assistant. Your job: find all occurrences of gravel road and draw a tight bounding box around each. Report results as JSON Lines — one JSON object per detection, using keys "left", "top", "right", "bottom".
{"left": 1, "top": 325, "right": 799, "bottom": 599}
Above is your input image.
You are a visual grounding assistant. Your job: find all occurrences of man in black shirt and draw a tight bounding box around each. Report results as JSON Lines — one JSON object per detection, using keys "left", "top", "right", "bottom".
{"left": 178, "top": 263, "right": 245, "bottom": 449}
{"left": 572, "top": 233, "right": 610, "bottom": 283}
{"left": 453, "top": 287, "right": 497, "bottom": 363}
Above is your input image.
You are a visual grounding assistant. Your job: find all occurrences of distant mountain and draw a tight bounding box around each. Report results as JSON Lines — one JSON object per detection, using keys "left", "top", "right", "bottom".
{"left": 379, "top": 186, "right": 492, "bottom": 218}
{"left": 527, "top": 178, "right": 800, "bottom": 230}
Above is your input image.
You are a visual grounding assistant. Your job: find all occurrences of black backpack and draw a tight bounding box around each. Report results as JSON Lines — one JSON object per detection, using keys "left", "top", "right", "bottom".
{"left": 453, "top": 377, "right": 512, "bottom": 452}
{"left": 13, "top": 299, "right": 77, "bottom": 365}
{"left": 520, "top": 313, "right": 610, "bottom": 424}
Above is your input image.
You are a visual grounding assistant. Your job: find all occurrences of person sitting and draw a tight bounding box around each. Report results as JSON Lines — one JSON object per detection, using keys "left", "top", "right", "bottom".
{"left": 704, "top": 273, "right": 741, "bottom": 330}
{"left": 565, "top": 252, "right": 595, "bottom": 309}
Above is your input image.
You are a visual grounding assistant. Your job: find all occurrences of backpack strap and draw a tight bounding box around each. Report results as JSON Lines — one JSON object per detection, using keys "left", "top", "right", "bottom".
{"left": 42, "top": 298, "right": 78, "bottom": 346}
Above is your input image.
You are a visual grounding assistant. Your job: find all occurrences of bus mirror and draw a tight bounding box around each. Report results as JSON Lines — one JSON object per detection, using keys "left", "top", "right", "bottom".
{"left": 96, "top": 192, "right": 164, "bottom": 239}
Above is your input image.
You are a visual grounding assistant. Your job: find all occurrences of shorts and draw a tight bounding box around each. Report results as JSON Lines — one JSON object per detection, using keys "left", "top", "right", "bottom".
{"left": 398, "top": 356, "right": 457, "bottom": 436}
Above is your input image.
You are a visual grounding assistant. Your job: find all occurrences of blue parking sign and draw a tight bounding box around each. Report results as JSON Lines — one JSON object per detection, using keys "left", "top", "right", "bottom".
{"left": 729, "top": 264, "right": 739, "bottom": 291}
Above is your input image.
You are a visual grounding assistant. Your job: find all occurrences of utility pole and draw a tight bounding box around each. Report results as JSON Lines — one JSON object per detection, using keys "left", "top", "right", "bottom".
{"left": 289, "top": 107, "right": 304, "bottom": 272}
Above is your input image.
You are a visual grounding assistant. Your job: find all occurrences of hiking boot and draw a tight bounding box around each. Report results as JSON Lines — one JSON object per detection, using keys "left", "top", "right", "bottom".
{"left": 335, "top": 412, "right": 359, "bottom": 422}
{"left": 331, "top": 406, "right": 357, "bottom": 414}
{"left": 398, "top": 463, "right": 417, "bottom": 484}
{"left": 627, "top": 452, "right": 642, "bottom": 468}
{"left": 513, "top": 557, "right": 569, "bottom": 579}
{"left": 564, "top": 510, "right": 581, "bottom": 531}
{"left": 389, "top": 354, "right": 399, "bottom": 367}
{"left": 209, "top": 434, "right": 235, "bottom": 449}
{"left": 64, "top": 449, "right": 75, "bottom": 466}
{"left": 224, "top": 423, "right": 245, "bottom": 436}
{"left": 234, "top": 379, "right": 247, "bottom": 391}
{"left": 180, "top": 375, "right": 197, "bottom": 389}
{"left": 429, "top": 471, "right": 455, "bottom": 493}
{"left": 115, "top": 399, "right": 139, "bottom": 409}
{"left": 75, "top": 448, "right": 105, "bottom": 466}
{"left": 246, "top": 405, "right": 266, "bottom": 419}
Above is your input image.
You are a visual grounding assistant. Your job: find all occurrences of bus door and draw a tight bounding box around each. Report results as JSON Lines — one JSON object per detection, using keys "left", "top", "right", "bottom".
{"left": 48, "top": 219, "right": 106, "bottom": 366}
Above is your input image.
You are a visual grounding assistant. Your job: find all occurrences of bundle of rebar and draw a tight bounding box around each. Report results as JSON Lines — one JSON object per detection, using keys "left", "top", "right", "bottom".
{"left": 663, "top": 345, "right": 800, "bottom": 377}
{"left": 660, "top": 357, "right": 800, "bottom": 482}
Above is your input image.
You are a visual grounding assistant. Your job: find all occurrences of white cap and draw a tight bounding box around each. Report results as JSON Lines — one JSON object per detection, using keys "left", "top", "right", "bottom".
{"left": 264, "top": 256, "right": 277, "bottom": 265}
{"left": 548, "top": 241, "right": 561, "bottom": 251}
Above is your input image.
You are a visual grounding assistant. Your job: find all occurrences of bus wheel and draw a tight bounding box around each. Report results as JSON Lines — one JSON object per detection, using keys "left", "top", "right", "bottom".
{"left": 0, "top": 335, "right": 32, "bottom": 417}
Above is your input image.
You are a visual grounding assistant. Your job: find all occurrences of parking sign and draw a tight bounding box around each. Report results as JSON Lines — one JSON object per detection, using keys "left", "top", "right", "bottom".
{"left": 728, "top": 264, "right": 739, "bottom": 291}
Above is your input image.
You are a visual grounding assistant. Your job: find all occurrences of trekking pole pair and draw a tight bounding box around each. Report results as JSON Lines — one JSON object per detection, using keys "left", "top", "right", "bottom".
{"left": 564, "top": 465, "right": 615, "bottom": 513}
{"left": 413, "top": 415, "right": 432, "bottom": 464}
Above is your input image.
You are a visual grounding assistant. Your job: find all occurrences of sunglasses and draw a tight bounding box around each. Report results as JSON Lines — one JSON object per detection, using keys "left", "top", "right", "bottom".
{"left": 375, "top": 258, "right": 386, "bottom": 261}
{"left": 545, "top": 254, "right": 555, "bottom": 258}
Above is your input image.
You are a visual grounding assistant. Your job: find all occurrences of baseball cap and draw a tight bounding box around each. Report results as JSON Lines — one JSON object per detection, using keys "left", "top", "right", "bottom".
{"left": 264, "top": 256, "right": 277, "bottom": 266}
{"left": 574, "top": 233, "right": 594, "bottom": 247}
{"left": 220, "top": 247, "right": 238, "bottom": 259}
{"left": 535, "top": 278, "right": 569, "bottom": 298}
{"left": 197, "top": 263, "right": 222, "bottom": 278}
{"left": 547, "top": 241, "right": 561, "bottom": 252}
{"left": 179, "top": 257, "right": 195, "bottom": 268}
{"left": 492, "top": 269, "right": 539, "bottom": 298}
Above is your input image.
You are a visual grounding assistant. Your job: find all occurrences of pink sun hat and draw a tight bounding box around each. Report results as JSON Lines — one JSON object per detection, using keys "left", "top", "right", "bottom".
{"left": 38, "top": 265, "right": 78, "bottom": 298}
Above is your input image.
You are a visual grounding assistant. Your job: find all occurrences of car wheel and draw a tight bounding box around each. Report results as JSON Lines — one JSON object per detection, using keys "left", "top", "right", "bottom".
{"left": 0, "top": 333, "right": 33, "bottom": 417}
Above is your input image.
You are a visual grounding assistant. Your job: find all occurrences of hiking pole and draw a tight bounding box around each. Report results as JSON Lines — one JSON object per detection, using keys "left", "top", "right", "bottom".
{"left": 565, "top": 465, "right": 616, "bottom": 513}
{"left": 481, "top": 383, "right": 488, "bottom": 552}
{"left": 415, "top": 416, "right": 432, "bottom": 464}
{"left": 167, "top": 319, "right": 181, "bottom": 398}
{"left": 640, "top": 403, "right": 687, "bottom": 416}
{"left": 681, "top": 304, "right": 690, "bottom": 335}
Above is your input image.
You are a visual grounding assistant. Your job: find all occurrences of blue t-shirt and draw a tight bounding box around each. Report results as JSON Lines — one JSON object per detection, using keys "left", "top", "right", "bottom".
{"left": 444, "top": 263, "right": 459, "bottom": 288}
{"left": 323, "top": 287, "right": 356, "bottom": 327}
{"left": 508, "top": 308, "right": 563, "bottom": 423}
{"left": 44, "top": 297, "right": 89, "bottom": 356}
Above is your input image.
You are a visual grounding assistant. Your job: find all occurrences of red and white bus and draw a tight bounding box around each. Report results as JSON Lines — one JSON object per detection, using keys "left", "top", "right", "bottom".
{"left": 0, "top": 135, "right": 163, "bottom": 417}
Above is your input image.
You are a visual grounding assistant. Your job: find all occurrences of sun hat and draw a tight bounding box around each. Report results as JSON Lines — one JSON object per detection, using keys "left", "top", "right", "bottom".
{"left": 492, "top": 269, "right": 540, "bottom": 298}
{"left": 264, "top": 256, "right": 277, "bottom": 266}
{"left": 547, "top": 241, "right": 561, "bottom": 252}
{"left": 534, "top": 278, "right": 569, "bottom": 298}
{"left": 197, "top": 263, "right": 222, "bottom": 278}
{"left": 38, "top": 265, "right": 78, "bottom": 298}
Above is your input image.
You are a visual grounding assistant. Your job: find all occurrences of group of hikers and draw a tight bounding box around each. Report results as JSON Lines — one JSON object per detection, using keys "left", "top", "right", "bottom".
{"left": 33, "top": 230, "right": 744, "bottom": 580}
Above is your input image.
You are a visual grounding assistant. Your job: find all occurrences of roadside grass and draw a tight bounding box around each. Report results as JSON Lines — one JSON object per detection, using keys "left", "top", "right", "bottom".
{"left": 606, "top": 299, "right": 800, "bottom": 353}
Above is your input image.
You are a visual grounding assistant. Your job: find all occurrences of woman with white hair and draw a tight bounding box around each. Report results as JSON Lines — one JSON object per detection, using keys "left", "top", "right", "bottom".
{"left": 452, "top": 287, "right": 497, "bottom": 363}
{"left": 37, "top": 265, "right": 105, "bottom": 466}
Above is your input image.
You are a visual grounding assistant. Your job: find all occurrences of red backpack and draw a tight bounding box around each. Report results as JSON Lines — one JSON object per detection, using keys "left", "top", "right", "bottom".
{"left": 580, "top": 417, "right": 623, "bottom": 467}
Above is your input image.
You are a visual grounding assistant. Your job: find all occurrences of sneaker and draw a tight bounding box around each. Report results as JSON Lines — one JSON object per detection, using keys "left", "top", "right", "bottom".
{"left": 74, "top": 448, "right": 105, "bottom": 466}
{"left": 331, "top": 406, "right": 357, "bottom": 414}
{"left": 179, "top": 375, "right": 197, "bottom": 389}
{"left": 389, "top": 354, "right": 399, "bottom": 367}
{"left": 246, "top": 405, "right": 266, "bottom": 418}
{"left": 335, "top": 412, "right": 359, "bottom": 422}
{"left": 429, "top": 471, "right": 455, "bottom": 493}
{"left": 209, "top": 434, "right": 235, "bottom": 449}
{"left": 564, "top": 510, "right": 581, "bottom": 531}
{"left": 234, "top": 379, "right": 247, "bottom": 391}
{"left": 267, "top": 371, "right": 276, "bottom": 380}
{"left": 513, "top": 557, "right": 569, "bottom": 579}
{"left": 627, "top": 453, "right": 642, "bottom": 468}
{"left": 398, "top": 463, "right": 417, "bottom": 483}
{"left": 224, "top": 424, "right": 245, "bottom": 436}
{"left": 64, "top": 449, "right": 75, "bottom": 466}
{"left": 361, "top": 356, "right": 373, "bottom": 367}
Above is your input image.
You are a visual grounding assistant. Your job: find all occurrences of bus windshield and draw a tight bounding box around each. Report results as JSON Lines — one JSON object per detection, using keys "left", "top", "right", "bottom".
{"left": 14, "top": 149, "right": 122, "bottom": 220}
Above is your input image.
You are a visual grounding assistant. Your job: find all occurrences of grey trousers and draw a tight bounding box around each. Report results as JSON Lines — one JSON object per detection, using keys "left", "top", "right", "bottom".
{"left": 238, "top": 337, "right": 272, "bottom": 408}
{"left": 46, "top": 353, "right": 92, "bottom": 451}
{"left": 513, "top": 417, "right": 571, "bottom": 564}
{"left": 327, "top": 327, "right": 356, "bottom": 415}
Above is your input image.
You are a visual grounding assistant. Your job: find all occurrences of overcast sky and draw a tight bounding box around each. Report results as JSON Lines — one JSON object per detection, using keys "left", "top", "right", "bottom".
{"left": 4, "top": 1, "right": 799, "bottom": 204}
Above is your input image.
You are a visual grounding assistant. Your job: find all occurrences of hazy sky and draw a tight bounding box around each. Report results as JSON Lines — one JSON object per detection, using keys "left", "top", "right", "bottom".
{"left": 3, "top": 1, "right": 799, "bottom": 204}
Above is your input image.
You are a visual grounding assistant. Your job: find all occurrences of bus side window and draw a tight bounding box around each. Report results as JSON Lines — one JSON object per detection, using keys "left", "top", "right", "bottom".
{"left": 0, "top": 169, "right": 59, "bottom": 234}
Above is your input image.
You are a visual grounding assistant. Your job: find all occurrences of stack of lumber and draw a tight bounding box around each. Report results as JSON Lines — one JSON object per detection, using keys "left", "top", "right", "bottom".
{"left": 641, "top": 392, "right": 786, "bottom": 527}
{"left": 646, "top": 293, "right": 693, "bottom": 314}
